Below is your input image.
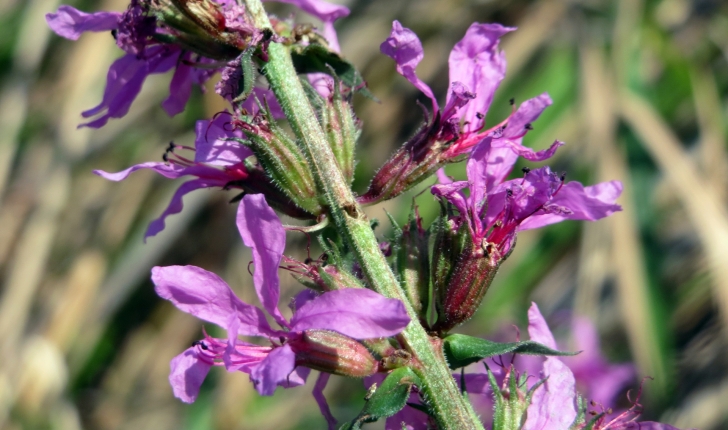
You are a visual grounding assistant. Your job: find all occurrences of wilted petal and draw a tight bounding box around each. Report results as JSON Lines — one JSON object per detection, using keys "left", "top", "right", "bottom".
{"left": 447, "top": 23, "right": 514, "bottom": 131}
{"left": 194, "top": 115, "right": 250, "bottom": 166}
{"left": 169, "top": 347, "right": 212, "bottom": 403}
{"left": 381, "top": 21, "right": 437, "bottom": 114}
{"left": 46, "top": 6, "right": 120, "bottom": 40}
{"left": 251, "top": 344, "right": 296, "bottom": 396}
{"left": 501, "top": 93, "right": 552, "bottom": 139}
{"left": 518, "top": 180, "right": 623, "bottom": 231}
{"left": 236, "top": 194, "right": 288, "bottom": 327}
{"left": 151, "top": 265, "right": 274, "bottom": 336}
{"left": 313, "top": 373, "right": 337, "bottom": 430}
{"left": 290, "top": 288, "right": 410, "bottom": 339}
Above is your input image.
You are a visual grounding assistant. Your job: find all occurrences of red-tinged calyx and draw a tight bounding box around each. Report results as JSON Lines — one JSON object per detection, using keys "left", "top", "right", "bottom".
{"left": 288, "top": 329, "right": 379, "bottom": 378}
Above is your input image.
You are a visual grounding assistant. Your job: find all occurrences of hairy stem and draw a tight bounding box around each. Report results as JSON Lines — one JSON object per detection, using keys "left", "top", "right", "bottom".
{"left": 244, "top": 2, "right": 483, "bottom": 428}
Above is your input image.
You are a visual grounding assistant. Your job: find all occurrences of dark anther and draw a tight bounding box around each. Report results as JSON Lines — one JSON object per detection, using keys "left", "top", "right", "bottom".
{"left": 166, "top": 141, "right": 176, "bottom": 152}
{"left": 304, "top": 257, "right": 313, "bottom": 265}
{"left": 279, "top": 336, "right": 287, "bottom": 344}
{"left": 509, "top": 97, "right": 515, "bottom": 106}
{"left": 321, "top": 253, "right": 329, "bottom": 262}
{"left": 162, "top": 153, "right": 169, "bottom": 162}
{"left": 506, "top": 189, "right": 514, "bottom": 197}
{"left": 475, "top": 112, "right": 485, "bottom": 120}
{"left": 111, "top": 29, "right": 118, "bottom": 40}
{"left": 560, "top": 172, "right": 567, "bottom": 182}
{"left": 192, "top": 340, "right": 208, "bottom": 350}
{"left": 525, "top": 123, "right": 533, "bottom": 130}
{"left": 521, "top": 167, "right": 531, "bottom": 174}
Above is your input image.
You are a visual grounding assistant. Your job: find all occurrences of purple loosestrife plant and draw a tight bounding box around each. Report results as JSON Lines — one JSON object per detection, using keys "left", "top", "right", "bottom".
{"left": 49, "top": 0, "right": 685, "bottom": 428}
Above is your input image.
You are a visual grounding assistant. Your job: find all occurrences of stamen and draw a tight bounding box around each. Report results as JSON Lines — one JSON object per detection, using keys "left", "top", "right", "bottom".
{"left": 509, "top": 97, "right": 515, "bottom": 106}
{"left": 524, "top": 123, "right": 533, "bottom": 130}
{"left": 521, "top": 167, "right": 531, "bottom": 174}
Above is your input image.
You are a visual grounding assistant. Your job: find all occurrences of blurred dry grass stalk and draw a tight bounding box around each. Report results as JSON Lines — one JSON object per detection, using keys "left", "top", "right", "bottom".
{"left": 0, "top": 0, "right": 727, "bottom": 429}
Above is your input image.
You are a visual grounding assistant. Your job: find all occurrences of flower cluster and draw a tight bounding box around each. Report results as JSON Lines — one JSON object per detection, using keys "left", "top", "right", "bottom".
{"left": 46, "top": 1, "right": 685, "bottom": 429}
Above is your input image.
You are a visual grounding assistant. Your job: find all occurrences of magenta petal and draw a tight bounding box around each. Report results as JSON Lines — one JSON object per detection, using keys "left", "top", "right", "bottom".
{"left": 518, "top": 180, "right": 623, "bottom": 231}
{"left": 162, "top": 61, "right": 194, "bottom": 116}
{"left": 151, "top": 265, "right": 274, "bottom": 336}
{"left": 291, "top": 289, "right": 319, "bottom": 313}
{"left": 144, "top": 179, "right": 208, "bottom": 239}
{"left": 251, "top": 344, "right": 296, "bottom": 396}
{"left": 194, "top": 115, "right": 249, "bottom": 166}
{"left": 381, "top": 21, "right": 437, "bottom": 115}
{"left": 46, "top": 6, "right": 120, "bottom": 40}
{"left": 431, "top": 181, "right": 469, "bottom": 215}
{"left": 524, "top": 303, "right": 577, "bottom": 429}
{"left": 501, "top": 93, "right": 553, "bottom": 139}
{"left": 93, "top": 161, "right": 187, "bottom": 181}
{"left": 80, "top": 50, "right": 178, "bottom": 128}
{"left": 447, "top": 23, "right": 515, "bottom": 131}
{"left": 313, "top": 373, "right": 336, "bottom": 430}
{"left": 466, "top": 137, "right": 493, "bottom": 218}
{"left": 523, "top": 357, "right": 578, "bottom": 430}
{"left": 168, "top": 347, "right": 212, "bottom": 403}
{"left": 527, "top": 302, "right": 557, "bottom": 349}
{"left": 266, "top": 0, "right": 349, "bottom": 22}
{"left": 290, "top": 289, "right": 410, "bottom": 339}
{"left": 613, "top": 423, "right": 682, "bottom": 430}
{"left": 280, "top": 366, "right": 310, "bottom": 388}
{"left": 236, "top": 194, "right": 288, "bottom": 327}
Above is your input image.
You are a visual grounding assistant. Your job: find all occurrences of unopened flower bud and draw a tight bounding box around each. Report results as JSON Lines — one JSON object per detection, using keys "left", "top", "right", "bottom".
{"left": 392, "top": 206, "right": 430, "bottom": 320}
{"left": 289, "top": 329, "right": 379, "bottom": 377}
{"left": 432, "top": 217, "right": 502, "bottom": 332}
{"left": 234, "top": 108, "right": 323, "bottom": 217}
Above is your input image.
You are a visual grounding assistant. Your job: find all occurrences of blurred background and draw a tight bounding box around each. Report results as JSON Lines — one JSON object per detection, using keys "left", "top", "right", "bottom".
{"left": 1, "top": 0, "right": 727, "bottom": 428}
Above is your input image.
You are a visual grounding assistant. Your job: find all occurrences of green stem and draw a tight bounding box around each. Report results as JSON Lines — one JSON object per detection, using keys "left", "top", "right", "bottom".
{"left": 244, "top": 2, "right": 484, "bottom": 428}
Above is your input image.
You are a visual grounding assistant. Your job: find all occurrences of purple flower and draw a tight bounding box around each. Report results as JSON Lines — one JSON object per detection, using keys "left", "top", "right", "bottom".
{"left": 523, "top": 303, "right": 683, "bottom": 430}
{"left": 46, "top": 4, "right": 216, "bottom": 127}
{"left": 47, "top": 0, "right": 349, "bottom": 127}
{"left": 380, "top": 20, "right": 561, "bottom": 159}
{"left": 155, "top": 194, "right": 410, "bottom": 402}
{"left": 94, "top": 113, "right": 252, "bottom": 239}
{"left": 432, "top": 137, "right": 622, "bottom": 256}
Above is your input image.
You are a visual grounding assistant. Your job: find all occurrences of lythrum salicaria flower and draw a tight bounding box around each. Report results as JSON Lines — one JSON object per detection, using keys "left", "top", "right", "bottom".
{"left": 524, "top": 303, "right": 682, "bottom": 430}
{"left": 431, "top": 137, "right": 622, "bottom": 331}
{"left": 46, "top": 0, "right": 349, "bottom": 127}
{"left": 360, "top": 21, "right": 561, "bottom": 204}
{"left": 95, "top": 113, "right": 311, "bottom": 240}
{"left": 155, "top": 194, "right": 410, "bottom": 402}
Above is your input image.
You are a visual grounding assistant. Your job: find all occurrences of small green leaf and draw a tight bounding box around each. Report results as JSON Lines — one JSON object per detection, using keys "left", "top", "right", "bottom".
{"left": 443, "top": 334, "right": 578, "bottom": 369}
{"left": 342, "top": 368, "right": 422, "bottom": 430}
{"left": 290, "top": 44, "right": 375, "bottom": 98}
